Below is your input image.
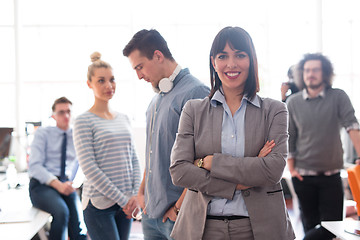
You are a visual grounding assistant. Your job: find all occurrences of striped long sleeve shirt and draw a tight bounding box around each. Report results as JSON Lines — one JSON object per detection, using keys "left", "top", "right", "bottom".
{"left": 73, "top": 111, "right": 141, "bottom": 210}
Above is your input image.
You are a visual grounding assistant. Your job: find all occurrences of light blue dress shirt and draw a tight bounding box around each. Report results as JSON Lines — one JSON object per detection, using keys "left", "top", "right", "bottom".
{"left": 28, "top": 126, "right": 78, "bottom": 185}
{"left": 208, "top": 89, "right": 260, "bottom": 216}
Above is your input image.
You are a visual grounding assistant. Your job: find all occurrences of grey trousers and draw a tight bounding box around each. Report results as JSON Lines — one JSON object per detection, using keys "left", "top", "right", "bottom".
{"left": 202, "top": 218, "right": 254, "bottom": 240}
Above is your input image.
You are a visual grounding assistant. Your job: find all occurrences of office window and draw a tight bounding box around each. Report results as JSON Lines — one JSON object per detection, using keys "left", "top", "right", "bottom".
{"left": 0, "top": 1, "right": 15, "bottom": 127}
{"left": 1, "top": 0, "right": 359, "bottom": 127}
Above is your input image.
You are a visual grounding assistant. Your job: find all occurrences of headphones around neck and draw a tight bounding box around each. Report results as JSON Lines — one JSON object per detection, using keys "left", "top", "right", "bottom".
{"left": 155, "top": 65, "right": 182, "bottom": 93}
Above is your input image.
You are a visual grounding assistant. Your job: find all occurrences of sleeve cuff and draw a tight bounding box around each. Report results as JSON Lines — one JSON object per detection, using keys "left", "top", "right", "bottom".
{"left": 46, "top": 175, "right": 57, "bottom": 185}
{"left": 346, "top": 122, "right": 360, "bottom": 132}
{"left": 288, "top": 152, "right": 295, "bottom": 159}
{"left": 118, "top": 195, "right": 130, "bottom": 208}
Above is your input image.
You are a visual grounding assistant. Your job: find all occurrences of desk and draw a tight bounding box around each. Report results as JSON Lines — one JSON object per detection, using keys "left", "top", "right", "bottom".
{"left": 322, "top": 220, "right": 360, "bottom": 240}
{"left": 0, "top": 173, "right": 51, "bottom": 240}
{"left": 0, "top": 209, "right": 50, "bottom": 240}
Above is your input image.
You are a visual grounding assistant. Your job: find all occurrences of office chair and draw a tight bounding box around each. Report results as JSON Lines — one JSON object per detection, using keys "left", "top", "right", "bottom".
{"left": 347, "top": 165, "right": 360, "bottom": 219}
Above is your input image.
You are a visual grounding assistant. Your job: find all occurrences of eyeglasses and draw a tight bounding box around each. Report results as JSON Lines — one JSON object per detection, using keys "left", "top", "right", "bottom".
{"left": 303, "top": 68, "right": 322, "bottom": 74}
{"left": 54, "top": 110, "right": 71, "bottom": 116}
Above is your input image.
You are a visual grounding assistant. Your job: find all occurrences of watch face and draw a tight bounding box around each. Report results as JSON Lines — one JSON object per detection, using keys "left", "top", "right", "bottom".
{"left": 198, "top": 159, "right": 203, "bottom": 167}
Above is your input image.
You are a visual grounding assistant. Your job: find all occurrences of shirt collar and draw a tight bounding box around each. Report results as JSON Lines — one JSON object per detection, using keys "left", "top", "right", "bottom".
{"left": 55, "top": 126, "right": 72, "bottom": 135}
{"left": 210, "top": 88, "right": 260, "bottom": 108}
{"left": 302, "top": 88, "right": 326, "bottom": 100}
{"left": 172, "top": 67, "right": 188, "bottom": 88}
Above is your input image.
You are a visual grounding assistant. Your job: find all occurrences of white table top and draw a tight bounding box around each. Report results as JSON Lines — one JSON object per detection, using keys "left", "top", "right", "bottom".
{"left": 322, "top": 220, "right": 360, "bottom": 240}
{"left": 0, "top": 172, "right": 51, "bottom": 240}
{"left": 0, "top": 209, "right": 50, "bottom": 240}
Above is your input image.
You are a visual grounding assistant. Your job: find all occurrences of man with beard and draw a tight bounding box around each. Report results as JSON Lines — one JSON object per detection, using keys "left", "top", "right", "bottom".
{"left": 287, "top": 53, "right": 360, "bottom": 240}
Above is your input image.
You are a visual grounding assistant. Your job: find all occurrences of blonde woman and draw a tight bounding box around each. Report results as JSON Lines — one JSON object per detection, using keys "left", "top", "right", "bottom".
{"left": 74, "top": 52, "right": 141, "bottom": 240}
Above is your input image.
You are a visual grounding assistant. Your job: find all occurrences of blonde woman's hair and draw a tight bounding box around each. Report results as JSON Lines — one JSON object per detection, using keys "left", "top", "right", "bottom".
{"left": 87, "top": 52, "right": 112, "bottom": 81}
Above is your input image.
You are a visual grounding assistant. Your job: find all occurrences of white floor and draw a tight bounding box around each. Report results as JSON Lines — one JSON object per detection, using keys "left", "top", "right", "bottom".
{"left": 129, "top": 220, "right": 144, "bottom": 240}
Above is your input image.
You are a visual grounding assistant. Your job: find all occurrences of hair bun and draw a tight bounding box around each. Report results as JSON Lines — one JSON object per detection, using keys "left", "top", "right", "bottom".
{"left": 90, "top": 52, "right": 101, "bottom": 62}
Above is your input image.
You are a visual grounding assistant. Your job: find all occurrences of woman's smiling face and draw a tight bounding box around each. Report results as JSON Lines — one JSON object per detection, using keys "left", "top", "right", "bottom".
{"left": 211, "top": 42, "right": 250, "bottom": 94}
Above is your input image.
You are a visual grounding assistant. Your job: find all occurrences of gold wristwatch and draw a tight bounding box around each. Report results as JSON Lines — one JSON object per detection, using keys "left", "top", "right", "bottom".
{"left": 197, "top": 158, "right": 204, "bottom": 168}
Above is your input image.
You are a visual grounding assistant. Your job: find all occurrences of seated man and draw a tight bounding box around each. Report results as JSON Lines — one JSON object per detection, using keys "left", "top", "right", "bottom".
{"left": 28, "top": 97, "right": 87, "bottom": 240}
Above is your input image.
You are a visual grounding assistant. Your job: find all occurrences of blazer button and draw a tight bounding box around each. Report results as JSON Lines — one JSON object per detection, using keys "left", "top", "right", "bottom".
{"left": 243, "top": 190, "right": 250, "bottom": 197}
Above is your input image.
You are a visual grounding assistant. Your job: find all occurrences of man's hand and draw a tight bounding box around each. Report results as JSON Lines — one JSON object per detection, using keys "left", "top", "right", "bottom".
{"left": 162, "top": 205, "right": 177, "bottom": 223}
{"left": 281, "top": 83, "right": 290, "bottom": 101}
{"left": 137, "top": 192, "right": 146, "bottom": 214}
{"left": 287, "top": 158, "right": 303, "bottom": 181}
{"left": 50, "top": 179, "right": 75, "bottom": 196}
{"left": 290, "top": 168, "right": 303, "bottom": 181}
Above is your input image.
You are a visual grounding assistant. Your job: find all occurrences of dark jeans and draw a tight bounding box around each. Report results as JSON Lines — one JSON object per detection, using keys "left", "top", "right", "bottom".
{"left": 29, "top": 178, "right": 87, "bottom": 240}
{"left": 292, "top": 173, "right": 344, "bottom": 240}
{"left": 83, "top": 201, "right": 132, "bottom": 240}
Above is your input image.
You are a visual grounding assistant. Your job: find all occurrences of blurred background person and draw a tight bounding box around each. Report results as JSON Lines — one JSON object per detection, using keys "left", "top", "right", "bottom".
{"left": 28, "top": 96, "right": 87, "bottom": 240}
{"left": 287, "top": 53, "right": 360, "bottom": 240}
{"left": 281, "top": 65, "right": 300, "bottom": 102}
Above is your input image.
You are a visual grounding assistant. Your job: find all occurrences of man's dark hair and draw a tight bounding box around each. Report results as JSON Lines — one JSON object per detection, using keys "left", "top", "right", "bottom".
{"left": 52, "top": 97, "right": 72, "bottom": 112}
{"left": 295, "top": 53, "right": 334, "bottom": 89}
{"left": 123, "top": 29, "right": 174, "bottom": 61}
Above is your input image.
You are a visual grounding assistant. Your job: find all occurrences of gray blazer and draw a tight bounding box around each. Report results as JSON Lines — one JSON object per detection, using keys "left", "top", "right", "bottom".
{"left": 170, "top": 96, "right": 295, "bottom": 240}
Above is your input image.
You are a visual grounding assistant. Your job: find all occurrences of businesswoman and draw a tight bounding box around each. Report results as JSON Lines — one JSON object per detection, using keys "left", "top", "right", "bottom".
{"left": 169, "top": 27, "right": 295, "bottom": 240}
{"left": 73, "top": 52, "right": 141, "bottom": 240}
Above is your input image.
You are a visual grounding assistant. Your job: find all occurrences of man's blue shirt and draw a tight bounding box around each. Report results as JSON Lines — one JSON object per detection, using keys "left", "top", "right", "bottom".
{"left": 28, "top": 126, "right": 78, "bottom": 184}
{"left": 144, "top": 68, "right": 209, "bottom": 218}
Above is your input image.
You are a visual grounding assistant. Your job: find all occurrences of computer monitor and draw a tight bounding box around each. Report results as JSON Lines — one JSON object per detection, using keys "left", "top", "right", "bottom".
{"left": 0, "top": 128, "right": 13, "bottom": 160}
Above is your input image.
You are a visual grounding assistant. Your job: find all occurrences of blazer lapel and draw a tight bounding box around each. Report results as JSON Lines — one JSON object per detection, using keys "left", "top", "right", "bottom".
{"left": 211, "top": 104, "right": 223, "bottom": 154}
{"left": 244, "top": 99, "right": 263, "bottom": 156}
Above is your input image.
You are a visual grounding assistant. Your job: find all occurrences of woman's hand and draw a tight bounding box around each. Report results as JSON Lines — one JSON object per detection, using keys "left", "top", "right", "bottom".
{"left": 258, "top": 140, "right": 275, "bottom": 157}
{"left": 194, "top": 155, "right": 213, "bottom": 171}
{"left": 236, "top": 184, "right": 250, "bottom": 190}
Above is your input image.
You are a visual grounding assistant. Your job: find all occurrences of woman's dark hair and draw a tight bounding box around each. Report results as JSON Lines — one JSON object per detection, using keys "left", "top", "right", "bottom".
{"left": 209, "top": 26, "right": 259, "bottom": 99}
